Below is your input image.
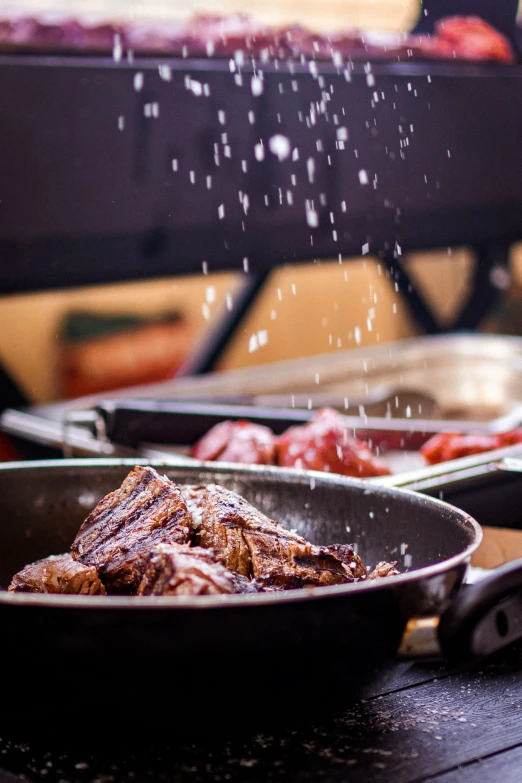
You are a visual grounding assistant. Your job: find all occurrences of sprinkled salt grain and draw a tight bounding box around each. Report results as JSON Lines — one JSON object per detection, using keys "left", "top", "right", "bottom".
{"left": 362, "top": 243, "right": 370, "bottom": 255}
{"left": 251, "top": 75, "right": 264, "bottom": 96}
{"left": 269, "top": 134, "right": 291, "bottom": 161}
{"left": 218, "top": 204, "right": 225, "bottom": 219}
{"left": 188, "top": 79, "right": 203, "bottom": 96}
{"left": 305, "top": 205, "right": 319, "bottom": 228}
{"left": 158, "top": 64, "right": 171, "bottom": 81}
{"left": 359, "top": 169, "right": 369, "bottom": 185}
{"left": 112, "top": 34, "right": 122, "bottom": 62}
{"left": 254, "top": 142, "right": 265, "bottom": 161}
{"left": 133, "top": 72, "right": 144, "bottom": 92}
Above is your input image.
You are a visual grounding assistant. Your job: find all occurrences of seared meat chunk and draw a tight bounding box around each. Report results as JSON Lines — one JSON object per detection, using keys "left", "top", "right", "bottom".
{"left": 326, "top": 544, "right": 367, "bottom": 581}
{"left": 71, "top": 466, "right": 191, "bottom": 593}
{"left": 368, "top": 561, "right": 400, "bottom": 579}
{"left": 190, "top": 483, "right": 356, "bottom": 589}
{"left": 190, "top": 419, "right": 277, "bottom": 465}
{"left": 137, "top": 544, "right": 235, "bottom": 596}
{"left": 9, "top": 553, "right": 106, "bottom": 595}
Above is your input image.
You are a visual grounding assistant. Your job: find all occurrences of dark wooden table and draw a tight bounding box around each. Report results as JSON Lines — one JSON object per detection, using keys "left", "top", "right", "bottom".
{"left": 1, "top": 644, "right": 522, "bottom": 783}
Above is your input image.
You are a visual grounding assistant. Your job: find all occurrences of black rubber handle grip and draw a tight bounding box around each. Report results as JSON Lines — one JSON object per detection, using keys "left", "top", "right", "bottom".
{"left": 439, "top": 556, "right": 522, "bottom": 663}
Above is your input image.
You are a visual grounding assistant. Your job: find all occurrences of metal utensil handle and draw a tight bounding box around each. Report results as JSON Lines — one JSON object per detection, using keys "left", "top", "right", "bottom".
{"left": 438, "top": 556, "right": 522, "bottom": 662}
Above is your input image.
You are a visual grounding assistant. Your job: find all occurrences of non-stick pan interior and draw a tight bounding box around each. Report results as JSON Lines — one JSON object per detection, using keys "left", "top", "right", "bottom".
{"left": 0, "top": 459, "right": 478, "bottom": 590}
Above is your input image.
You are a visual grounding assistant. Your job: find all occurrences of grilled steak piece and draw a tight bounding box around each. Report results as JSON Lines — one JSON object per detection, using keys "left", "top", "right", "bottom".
{"left": 368, "top": 561, "right": 400, "bottom": 579}
{"left": 9, "top": 553, "right": 106, "bottom": 595}
{"left": 137, "top": 544, "right": 236, "bottom": 596}
{"left": 326, "top": 544, "right": 368, "bottom": 581}
{"left": 189, "top": 483, "right": 356, "bottom": 589}
{"left": 71, "top": 466, "right": 192, "bottom": 593}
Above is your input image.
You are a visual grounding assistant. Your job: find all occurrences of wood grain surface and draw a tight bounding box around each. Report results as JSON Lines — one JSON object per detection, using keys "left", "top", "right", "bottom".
{"left": 1, "top": 648, "right": 522, "bottom": 782}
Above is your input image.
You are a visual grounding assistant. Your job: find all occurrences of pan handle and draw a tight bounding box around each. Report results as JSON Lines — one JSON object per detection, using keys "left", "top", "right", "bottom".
{"left": 438, "top": 556, "right": 522, "bottom": 662}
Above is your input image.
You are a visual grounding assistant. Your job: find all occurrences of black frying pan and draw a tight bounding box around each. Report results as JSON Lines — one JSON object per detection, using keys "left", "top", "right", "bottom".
{"left": 0, "top": 458, "right": 520, "bottom": 729}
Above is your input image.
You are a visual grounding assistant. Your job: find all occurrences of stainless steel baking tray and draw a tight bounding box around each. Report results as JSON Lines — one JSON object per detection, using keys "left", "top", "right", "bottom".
{"left": 38, "top": 332, "right": 522, "bottom": 424}
{"left": 4, "top": 333, "right": 522, "bottom": 475}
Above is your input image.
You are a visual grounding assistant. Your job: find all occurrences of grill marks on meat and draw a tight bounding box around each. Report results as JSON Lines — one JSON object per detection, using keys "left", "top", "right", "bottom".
{"left": 71, "top": 466, "right": 191, "bottom": 593}
{"left": 137, "top": 544, "right": 235, "bottom": 596}
{"left": 9, "top": 553, "right": 106, "bottom": 595}
{"left": 189, "top": 483, "right": 358, "bottom": 589}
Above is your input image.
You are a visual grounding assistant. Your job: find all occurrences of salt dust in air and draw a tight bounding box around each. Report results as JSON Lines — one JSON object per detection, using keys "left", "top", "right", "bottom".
{"left": 305, "top": 203, "right": 319, "bottom": 228}
{"left": 251, "top": 75, "right": 264, "bottom": 96}
{"left": 248, "top": 330, "right": 268, "bottom": 353}
{"left": 268, "top": 135, "right": 291, "bottom": 161}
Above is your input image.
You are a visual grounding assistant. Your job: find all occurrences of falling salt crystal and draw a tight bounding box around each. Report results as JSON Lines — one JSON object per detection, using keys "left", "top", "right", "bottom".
{"left": 206, "top": 175, "right": 212, "bottom": 189}
{"left": 243, "top": 257, "right": 249, "bottom": 272}
{"left": 248, "top": 111, "right": 255, "bottom": 124}
{"left": 359, "top": 170, "right": 369, "bottom": 185}
{"left": 218, "top": 110, "right": 226, "bottom": 125}
{"left": 336, "top": 127, "right": 349, "bottom": 141}
{"left": 113, "top": 34, "right": 122, "bottom": 62}
{"left": 404, "top": 554, "right": 413, "bottom": 568}
{"left": 405, "top": 405, "right": 412, "bottom": 418}
{"left": 315, "top": 373, "right": 320, "bottom": 384}
{"left": 133, "top": 72, "right": 144, "bottom": 92}
{"left": 292, "top": 148, "right": 299, "bottom": 161}
{"left": 158, "top": 64, "right": 171, "bottom": 81}
{"left": 202, "top": 303, "right": 210, "bottom": 320}
{"left": 189, "top": 79, "right": 203, "bottom": 96}
{"left": 269, "top": 134, "right": 291, "bottom": 161}
{"left": 218, "top": 204, "right": 225, "bottom": 219}
{"left": 366, "top": 74, "right": 375, "bottom": 86}
{"left": 307, "top": 158, "right": 315, "bottom": 183}
{"left": 354, "top": 326, "right": 362, "bottom": 344}
{"left": 206, "top": 41, "right": 215, "bottom": 57}
{"left": 251, "top": 76, "right": 264, "bottom": 96}
{"left": 254, "top": 142, "right": 265, "bottom": 161}
{"left": 189, "top": 171, "right": 195, "bottom": 184}
{"left": 172, "top": 159, "right": 178, "bottom": 171}
{"left": 202, "top": 261, "right": 208, "bottom": 274}
{"left": 118, "top": 116, "right": 125, "bottom": 131}
{"left": 305, "top": 205, "right": 319, "bottom": 228}
{"left": 362, "top": 243, "right": 369, "bottom": 255}
{"left": 206, "top": 286, "right": 216, "bottom": 304}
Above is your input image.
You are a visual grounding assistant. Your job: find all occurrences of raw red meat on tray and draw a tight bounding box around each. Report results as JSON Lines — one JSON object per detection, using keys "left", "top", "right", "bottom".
{"left": 420, "top": 429, "right": 522, "bottom": 465}
{"left": 190, "top": 408, "right": 391, "bottom": 478}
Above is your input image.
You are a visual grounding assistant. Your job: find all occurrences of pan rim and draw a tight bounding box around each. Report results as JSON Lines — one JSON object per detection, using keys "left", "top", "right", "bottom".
{"left": 0, "top": 457, "right": 483, "bottom": 610}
